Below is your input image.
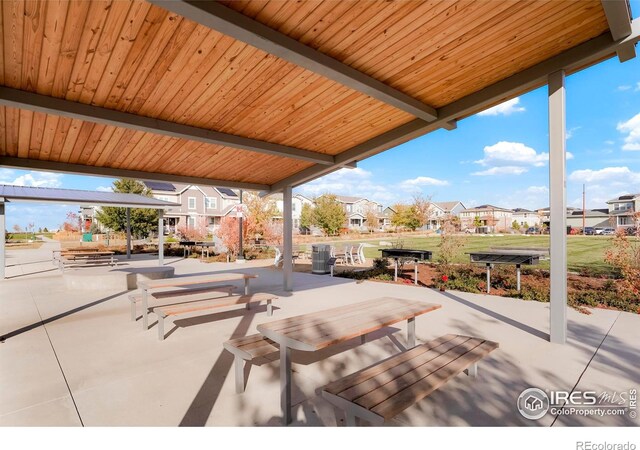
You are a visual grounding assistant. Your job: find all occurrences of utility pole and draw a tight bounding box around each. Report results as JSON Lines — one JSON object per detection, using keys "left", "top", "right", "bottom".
{"left": 237, "top": 189, "right": 245, "bottom": 263}
{"left": 582, "top": 184, "right": 586, "bottom": 235}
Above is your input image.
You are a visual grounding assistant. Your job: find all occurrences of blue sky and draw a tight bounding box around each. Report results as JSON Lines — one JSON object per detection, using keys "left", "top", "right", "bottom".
{"left": 3, "top": 11, "right": 640, "bottom": 230}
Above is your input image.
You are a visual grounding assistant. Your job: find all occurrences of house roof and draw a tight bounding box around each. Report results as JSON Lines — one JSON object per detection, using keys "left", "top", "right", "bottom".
{"left": 568, "top": 209, "right": 610, "bottom": 217}
{"left": 433, "top": 201, "right": 462, "bottom": 212}
{"left": 466, "top": 204, "right": 512, "bottom": 213}
{"left": 0, "top": 1, "right": 635, "bottom": 193}
{"left": 335, "top": 195, "right": 367, "bottom": 204}
{"left": 606, "top": 193, "right": 640, "bottom": 203}
{"left": 0, "top": 184, "right": 179, "bottom": 209}
{"left": 512, "top": 208, "right": 534, "bottom": 213}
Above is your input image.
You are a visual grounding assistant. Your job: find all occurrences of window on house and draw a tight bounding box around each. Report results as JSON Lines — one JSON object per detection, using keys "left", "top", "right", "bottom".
{"left": 292, "top": 202, "right": 296, "bottom": 211}
{"left": 188, "top": 216, "right": 196, "bottom": 228}
{"left": 206, "top": 197, "right": 217, "bottom": 209}
{"left": 346, "top": 205, "right": 352, "bottom": 212}
{"left": 188, "top": 197, "right": 196, "bottom": 210}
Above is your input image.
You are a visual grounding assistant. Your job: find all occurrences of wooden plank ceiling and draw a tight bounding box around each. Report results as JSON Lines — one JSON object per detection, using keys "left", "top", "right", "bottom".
{"left": 0, "top": 0, "right": 609, "bottom": 188}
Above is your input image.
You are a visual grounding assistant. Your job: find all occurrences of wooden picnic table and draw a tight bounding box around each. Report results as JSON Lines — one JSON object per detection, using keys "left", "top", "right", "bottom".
{"left": 137, "top": 273, "right": 258, "bottom": 330}
{"left": 257, "top": 297, "right": 442, "bottom": 425}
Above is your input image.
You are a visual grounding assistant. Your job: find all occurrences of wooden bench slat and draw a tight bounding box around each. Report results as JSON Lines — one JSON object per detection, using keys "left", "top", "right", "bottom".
{"left": 140, "top": 273, "right": 257, "bottom": 290}
{"left": 129, "top": 285, "right": 236, "bottom": 303}
{"left": 155, "top": 293, "right": 276, "bottom": 318}
{"left": 355, "top": 338, "right": 485, "bottom": 409}
{"left": 371, "top": 341, "right": 499, "bottom": 420}
{"left": 324, "top": 334, "right": 461, "bottom": 396}
{"left": 224, "top": 335, "right": 279, "bottom": 360}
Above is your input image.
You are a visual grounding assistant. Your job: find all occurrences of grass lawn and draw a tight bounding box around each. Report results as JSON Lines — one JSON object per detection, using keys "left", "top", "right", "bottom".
{"left": 314, "top": 234, "right": 624, "bottom": 276}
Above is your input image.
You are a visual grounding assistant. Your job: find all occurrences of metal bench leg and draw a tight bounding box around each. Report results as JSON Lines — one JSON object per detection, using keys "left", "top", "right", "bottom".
{"left": 407, "top": 317, "right": 416, "bottom": 348}
{"left": 235, "top": 356, "right": 245, "bottom": 393}
{"left": 345, "top": 411, "right": 357, "bottom": 427}
{"left": 267, "top": 299, "right": 273, "bottom": 316}
{"left": 360, "top": 334, "right": 365, "bottom": 345}
{"left": 142, "top": 290, "right": 149, "bottom": 330}
{"left": 280, "top": 346, "right": 292, "bottom": 425}
{"left": 130, "top": 300, "right": 136, "bottom": 321}
{"left": 465, "top": 362, "right": 478, "bottom": 378}
{"left": 246, "top": 302, "right": 250, "bottom": 310}
{"left": 157, "top": 316, "right": 165, "bottom": 341}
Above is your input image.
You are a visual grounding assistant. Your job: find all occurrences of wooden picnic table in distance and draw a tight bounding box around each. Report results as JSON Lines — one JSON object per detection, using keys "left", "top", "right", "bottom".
{"left": 137, "top": 272, "right": 258, "bottom": 330}
{"left": 257, "top": 297, "right": 442, "bottom": 425}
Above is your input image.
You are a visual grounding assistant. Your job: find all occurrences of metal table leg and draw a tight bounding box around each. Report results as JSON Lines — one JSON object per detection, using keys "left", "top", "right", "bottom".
{"left": 280, "top": 345, "right": 292, "bottom": 425}
{"left": 407, "top": 317, "right": 415, "bottom": 348}
{"left": 414, "top": 258, "right": 418, "bottom": 285}
{"left": 142, "top": 288, "right": 149, "bottom": 330}
{"left": 486, "top": 263, "right": 491, "bottom": 293}
{"left": 394, "top": 258, "right": 398, "bottom": 281}
{"left": 516, "top": 264, "right": 521, "bottom": 292}
{"left": 245, "top": 278, "right": 250, "bottom": 310}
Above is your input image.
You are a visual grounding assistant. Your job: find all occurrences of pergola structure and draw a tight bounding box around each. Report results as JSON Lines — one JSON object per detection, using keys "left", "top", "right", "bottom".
{"left": 0, "top": 184, "right": 179, "bottom": 279}
{"left": 0, "top": 0, "right": 638, "bottom": 343}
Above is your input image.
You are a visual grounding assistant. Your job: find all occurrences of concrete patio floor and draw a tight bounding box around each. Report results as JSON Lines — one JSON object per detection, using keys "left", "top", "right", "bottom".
{"left": 0, "top": 241, "right": 638, "bottom": 426}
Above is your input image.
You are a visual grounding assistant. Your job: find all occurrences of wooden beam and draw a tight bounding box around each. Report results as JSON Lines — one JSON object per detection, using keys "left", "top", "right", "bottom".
{"left": 0, "top": 156, "right": 270, "bottom": 191}
{"left": 0, "top": 87, "right": 334, "bottom": 166}
{"left": 601, "top": 0, "right": 636, "bottom": 61}
{"left": 150, "top": 0, "right": 438, "bottom": 122}
{"left": 271, "top": 25, "right": 640, "bottom": 191}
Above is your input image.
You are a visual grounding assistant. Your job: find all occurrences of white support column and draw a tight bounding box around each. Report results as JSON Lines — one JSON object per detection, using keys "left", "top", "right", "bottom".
{"left": 283, "top": 185, "right": 293, "bottom": 291}
{"left": 549, "top": 70, "right": 568, "bottom": 344}
{"left": 125, "top": 207, "right": 131, "bottom": 260}
{"left": 158, "top": 210, "right": 164, "bottom": 266}
{"left": 0, "top": 202, "right": 5, "bottom": 280}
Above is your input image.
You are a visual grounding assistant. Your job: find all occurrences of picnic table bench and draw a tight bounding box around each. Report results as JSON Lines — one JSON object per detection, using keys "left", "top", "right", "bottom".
{"left": 57, "top": 251, "right": 116, "bottom": 270}
{"left": 321, "top": 334, "right": 499, "bottom": 425}
{"left": 224, "top": 334, "right": 279, "bottom": 393}
{"left": 257, "top": 297, "right": 442, "bottom": 424}
{"left": 137, "top": 273, "right": 258, "bottom": 330}
{"left": 153, "top": 292, "right": 277, "bottom": 340}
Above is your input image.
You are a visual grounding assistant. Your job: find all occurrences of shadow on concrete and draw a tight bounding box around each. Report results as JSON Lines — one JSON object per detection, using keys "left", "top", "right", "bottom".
{"left": 5, "top": 267, "right": 59, "bottom": 279}
{"left": 440, "top": 290, "right": 550, "bottom": 341}
{"left": 0, "top": 290, "right": 128, "bottom": 342}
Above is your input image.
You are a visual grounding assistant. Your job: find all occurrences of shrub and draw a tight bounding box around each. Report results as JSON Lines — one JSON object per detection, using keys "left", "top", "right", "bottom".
{"left": 372, "top": 257, "right": 388, "bottom": 270}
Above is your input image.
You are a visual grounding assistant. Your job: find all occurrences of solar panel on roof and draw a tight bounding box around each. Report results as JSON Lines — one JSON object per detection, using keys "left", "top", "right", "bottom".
{"left": 216, "top": 187, "right": 237, "bottom": 197}
{"left": 144, "top": 181, "right": 175, "bottom": 191}
{"left": 619, "top": 195, "right": 634, "bottom": 200}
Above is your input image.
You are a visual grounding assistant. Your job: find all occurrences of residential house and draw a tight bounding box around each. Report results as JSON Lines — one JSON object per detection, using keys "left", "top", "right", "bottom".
{"left": 606, "top": 193, "right": 640, "bottom": 229}
{"left": 512, "top": 208, "right": 541, "bottom": 228}
{"left": 566, "top": 209, "right": 610, "bottom": 229}
{"left": 459, "top": 204, "right": 513, "bottom": 233}
{"left": 144, "top": 182, "right": 239, "bottom": 233}
{"left": 536, "top": 206, "right": 578, "bottom": 228}
{"left": 425, "top": 201, "right": 466, "bottom": 230}
{"left": 380, "top": 206, "right": 396, "bottom": 230}
{"left": 270, "top": 193, "right": 315, "bottom": 233}
{"left": 335, "top": 195, "right": 385, "bottom": 231}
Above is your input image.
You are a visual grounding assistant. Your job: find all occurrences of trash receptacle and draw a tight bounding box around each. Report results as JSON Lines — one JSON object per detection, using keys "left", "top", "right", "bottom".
{"left": 311, "top": 244, "right": 331, "bottom": 274}
{"left": 82, "top": 232, "right": 93, "bottom": 242}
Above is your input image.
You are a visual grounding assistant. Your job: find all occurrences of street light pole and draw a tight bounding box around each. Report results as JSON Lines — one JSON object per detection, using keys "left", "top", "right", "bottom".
{"left": 237, "top": 189, "right": 245, "bottom": 263}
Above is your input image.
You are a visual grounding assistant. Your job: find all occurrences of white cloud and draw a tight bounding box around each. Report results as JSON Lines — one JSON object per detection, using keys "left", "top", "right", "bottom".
{"left": 0, "top": 170, "right": 63, "bottom": 188}
{"left": 475, "top": 141, "right": 548, "bottom": 167}
{"left": 617, "top": 85, "right": 632, "bottom": 91}
{"left": 617, "top": 112, "right": 640, "bottom": 151}
{"left": 569, "top": 166, "right": 640, "bottom": 184}
{"left": 399, "top": 176, "right": 449, "bottom": 190}
{"left": 471, "top": 166, "right": 528, "bottom": 176}
{"left": 605, "top": 140, "right": 615, "bottom": 145}
{"left": 566, "top": 126, "right": 581, "bottom": 140}
{"left": 477, "top": 97, "right": 525, "bottom": 116}
{"left": 96, "top": 186, "right": 113, "bottom": 192}
{"left": 526, "top": 185, "right": 549, "bottom": 194}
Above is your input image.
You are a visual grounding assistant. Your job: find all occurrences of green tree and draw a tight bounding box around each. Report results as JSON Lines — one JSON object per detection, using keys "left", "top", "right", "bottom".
{"left": 391, "top": 204, "right": 422, "bottom": 231}
{"left": 95, "top": 179, "right": 158, "bottom": 238}
{"left": 300, "top": 203, "right": 314, "bottom": 231}
{"left": 473, "top": 215, "right": 482, "bottom": 228}
{"left": 511, "top": 220, "right": 520, "bottom": 231}
{"left": 313, "top": 194, "right": 346, "bottom": 235}
{"left": 523, "top": 221, "right": 529, "bottom": 230}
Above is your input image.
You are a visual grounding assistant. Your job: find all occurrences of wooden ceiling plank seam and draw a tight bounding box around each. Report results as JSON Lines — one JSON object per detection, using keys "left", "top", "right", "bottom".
{"left": 295, "top": 0, "right": 360, "bottom": 48}
{"left": 257, "top": 0, "right": 308, "bottom": 32}
{"left": 78, "top": 0, "right": 133, "bottom": 104}
{"left": 115, "top": 10, "right": 189, "bottom": 111}
{"left": 0, "top": 4, "right": 5, "bottom": 85}
{"left": 93, "top": 125, "right": 127, "bottom": 166}
{"left": 16, "top": 107, "right": 33, "bottom": 159}
{"left": 85, "top": 123, "right": 116, "bottom": 165}
{"left": 2, "top": 0, "right": 25, "bottom": 89}
{"left": 99, "top": 126, "right": 138, "bottom": 166}
{"left": 423, "top": 9, "right": 608, "bottom": 106}
{"left": 57, "top": 117, "right": 83, "bottom": 163}
{"left": 77, "top": 122, "right": 107, "bottom": 164}
{"left": 36, "top": 0, "right": 69, "bottom": 96}
{"left": 277, "top": 1, "right": 336, "bottom": 39}
{"left": 21, "top": 0, "right": 46, "bottom": 92}
{"left": 48, "top": 114, "right": 73, "bottom": 162}
{"left": 403, "top": 1, "right": 594, "bottom": 102}
{"left": 65, "top": 0, "right": 114, "bottom": 103}
{"left": 143, "top": 136, "right": 184, "bottom": 172}
{"left": 65, "top": 120, "right": 94, "bottom": 164}
{"left": 0, "top": 155, "right": 270, "bottom": 190}
{"left": 50, "top": 1, "right": 90, "bottom": 98}
{"left": 90, "top": 0, "right": 153, "bottom": 106}
{"left": 4, "top": 106, "right": 19, "bottom": 156}
{"left": 27, "top": 110, "right": 46, "bottom": 159}
{"left": 186, "top": 46, "right": 275, "bottom": 126}
{"left": 125, "top": 17, "right": 200, "bottom": 114}
{"left": 342, "top": 0, "right": 470, "bottom": 71}
{"left": 158, "top": 139, "right": 208, "bottom": 173}
{"left": 364, "top": 0, "right": 518, "bottom": 84}
{"left": 126, "top": 132, "right": 172, "bottom": 170}
{"left": 39, "top": 112, "right": 58, "bottom": 159}
{"left": 158, "top": 34, "right": 238, "bottom": 121}
{"left": 102, "top": 5, "right": 171, "bottom": 109}
{"left": 121, "top": 129, "right": 162, "bottom": 169}
{"left": 377, "top": 0, "right": 556, "bottom": 100}
{"left": 194, "top": 145, "right": 278, "bottom": 179}
{"left": 139, "top": 29, "right": 225, "bottom": 116}
{"left": 110, "top": 129, "right": 146, "bottom": 167}
{"left": 151, "top": 1, "right": 439, "bottom": 122}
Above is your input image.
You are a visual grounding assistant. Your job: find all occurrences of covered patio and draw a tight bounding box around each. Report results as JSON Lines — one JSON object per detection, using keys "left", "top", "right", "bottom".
{"left": 0, "top": 247, "right": 637, "bottom": 426}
